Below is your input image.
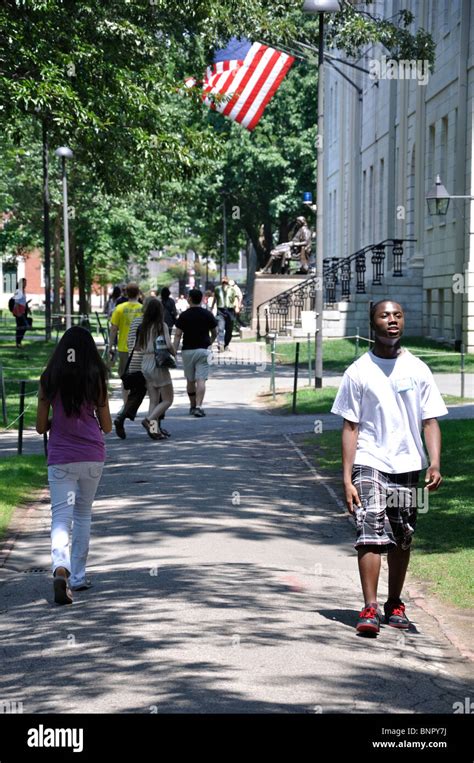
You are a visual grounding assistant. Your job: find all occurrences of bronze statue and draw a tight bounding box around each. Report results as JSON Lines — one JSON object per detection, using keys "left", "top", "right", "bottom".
{"left": 257, "top": 217, "right": 312, "bottom": 275}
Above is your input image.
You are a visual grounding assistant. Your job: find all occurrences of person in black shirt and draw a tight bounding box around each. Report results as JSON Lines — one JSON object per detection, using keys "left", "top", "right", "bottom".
{"left": 160, "top": 287, "right": 177, "bottom": 331}
{"left": 174, "top": 288, "right": 218, "bottom": 417}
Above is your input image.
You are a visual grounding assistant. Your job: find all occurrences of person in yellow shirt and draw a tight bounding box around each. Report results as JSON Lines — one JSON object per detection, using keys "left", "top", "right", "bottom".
{"left": 109, "top": 283, "right": 143, "bottom": 400}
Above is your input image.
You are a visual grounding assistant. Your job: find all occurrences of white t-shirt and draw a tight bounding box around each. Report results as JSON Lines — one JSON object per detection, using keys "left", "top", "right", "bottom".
{"left": 331, "top": 349, "right": 448, "bottom": 473}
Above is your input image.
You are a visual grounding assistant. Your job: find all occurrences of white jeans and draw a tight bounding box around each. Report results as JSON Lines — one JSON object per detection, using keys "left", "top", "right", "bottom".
{"left": 48, "top": 461, "right": 104, "bottom": 588}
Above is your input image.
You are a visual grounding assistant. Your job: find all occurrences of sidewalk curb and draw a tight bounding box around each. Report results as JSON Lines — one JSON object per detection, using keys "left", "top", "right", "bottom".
{"left": 285, "top": 432, "right": 474, "bottom": 664}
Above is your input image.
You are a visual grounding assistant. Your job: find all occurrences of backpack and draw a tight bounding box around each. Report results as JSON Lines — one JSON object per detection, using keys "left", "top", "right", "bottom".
{"left": 8, "top": 296, "right": 15, "bottom": 313}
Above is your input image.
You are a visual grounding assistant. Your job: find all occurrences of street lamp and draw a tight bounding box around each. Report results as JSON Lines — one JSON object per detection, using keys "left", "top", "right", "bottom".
{"left": 426, "top": 174, "right": 474, "bottom": 216}
{"left": 303, "top": 191, "right": 317, "bottom": 270}
{"left": 55, "top": 147, "right": 73, "bottom": 330}
{"left": 303, "top": 0, "right": 342, "bottom": 387}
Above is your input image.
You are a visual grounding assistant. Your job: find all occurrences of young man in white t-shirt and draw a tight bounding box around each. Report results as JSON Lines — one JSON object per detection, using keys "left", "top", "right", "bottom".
{"left": 331, "top": 300, "right": 448, "bottom": 635}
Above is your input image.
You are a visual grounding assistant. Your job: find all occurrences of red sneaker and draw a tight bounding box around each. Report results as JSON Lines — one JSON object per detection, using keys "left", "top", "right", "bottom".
{"left": 356, "top": 603, "right": 380, "bottom": 635}
{"left": 384, "top": 598, "right": 410, "bottom": 629}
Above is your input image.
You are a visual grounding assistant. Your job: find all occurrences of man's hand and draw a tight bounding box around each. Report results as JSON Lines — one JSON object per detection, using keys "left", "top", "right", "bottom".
{"left": 344, "top": 481, "right": 362, "bottom": 515}
{"left": 424, "top": 465, "right": 442, "bottom": 491}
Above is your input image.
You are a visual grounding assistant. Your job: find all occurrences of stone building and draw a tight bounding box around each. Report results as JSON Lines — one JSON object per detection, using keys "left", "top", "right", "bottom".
{"left": 322, "top": 0, "right": 473, "bottom": 350}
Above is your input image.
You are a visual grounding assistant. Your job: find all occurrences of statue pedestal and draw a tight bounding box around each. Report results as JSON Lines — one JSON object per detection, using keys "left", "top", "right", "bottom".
{"left": 251, "top": 274, "right": 309, "bottom": 333}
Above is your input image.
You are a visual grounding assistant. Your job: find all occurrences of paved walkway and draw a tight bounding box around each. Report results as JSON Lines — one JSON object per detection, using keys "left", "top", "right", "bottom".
{"left": 0, "top": 345, "right": 472, "bottom": 712}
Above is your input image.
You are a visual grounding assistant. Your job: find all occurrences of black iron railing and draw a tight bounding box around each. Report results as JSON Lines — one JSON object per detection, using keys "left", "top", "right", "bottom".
{"left": 323, "top": 238, "right": 415, "bottom": 305}
{"left": 256, "top": 238, "right": 415, "bottom": 338}
{"left": 256, "top": 276, "right": 320, "bottom": 339}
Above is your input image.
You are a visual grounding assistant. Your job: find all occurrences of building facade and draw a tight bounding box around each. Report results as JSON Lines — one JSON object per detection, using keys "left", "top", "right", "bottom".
{"left": 323, "top": 0, "right": 474, "bottom": 350}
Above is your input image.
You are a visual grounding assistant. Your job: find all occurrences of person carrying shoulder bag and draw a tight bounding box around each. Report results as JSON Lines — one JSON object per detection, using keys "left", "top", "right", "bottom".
{"left": 136, "top": 297, "right": 176, "bottom": 440}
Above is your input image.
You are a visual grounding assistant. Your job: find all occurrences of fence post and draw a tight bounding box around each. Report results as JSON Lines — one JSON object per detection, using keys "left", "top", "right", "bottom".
{"left": 354, "top": 326, "right": 360, "bottom": 359}
{"left": 0, "top": 362, "right": 7, "bottom": 425}
{"left": 307, "top": 333, "right": 312, "bottom": 385}
{"left": 292, "top": 342, "right": 300, "bottom": 414}
{"left": 17, "top": 380, "right": 26, "bottom": 455}
{"left": 460, "top": 343, "right": 465, "bottom": 399}
{"left": 270, "top": 335, "right": 276, "bottom": 400}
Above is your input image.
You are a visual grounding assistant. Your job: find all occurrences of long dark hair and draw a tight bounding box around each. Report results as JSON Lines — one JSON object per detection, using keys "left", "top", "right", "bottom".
{"left": 40, "top": 326, "right": 108, "bottom": 416}
{"left": 137, "top": 297, "right": 164, "bottom": 349}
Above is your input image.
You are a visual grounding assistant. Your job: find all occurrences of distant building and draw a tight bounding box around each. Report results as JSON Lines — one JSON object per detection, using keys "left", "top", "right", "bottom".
{"left": 0, "top": 249, "right": 44, "bottom": 309}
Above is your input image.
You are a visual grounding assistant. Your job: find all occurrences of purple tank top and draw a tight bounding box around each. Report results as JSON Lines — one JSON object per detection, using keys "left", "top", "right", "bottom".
{"left": 47, "top": 395, "right": 105, "bottom": 465}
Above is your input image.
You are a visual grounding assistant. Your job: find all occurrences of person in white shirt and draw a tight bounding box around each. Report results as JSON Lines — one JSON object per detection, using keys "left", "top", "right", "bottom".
{"left": 331, "top": 300, "right": 448, "bottom": 635}
{"left": 176, "top": 295, "right": 189, "bottom": 316}
{"left": 13, "top": 277, "right": 29, "bottom": 348}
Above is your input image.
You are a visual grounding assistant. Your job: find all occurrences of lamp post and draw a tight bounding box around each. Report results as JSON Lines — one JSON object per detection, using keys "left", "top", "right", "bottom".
{"left": 42, "top": 119, "right": 52, "bottom": 341}
{"left": 303, "top": 0, "right": 341, "bottom": 387}
{"left": 303, "top": 191, "right": 317, "bottom": 270}
{"left": 55, "top": 146, "right": 73, "bottom": 330}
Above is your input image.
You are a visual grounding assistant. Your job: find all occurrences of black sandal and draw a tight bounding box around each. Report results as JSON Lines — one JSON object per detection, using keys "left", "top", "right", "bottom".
{"left": 142, "top": 418, "right": 166, "bottom": 440}
{"left": 53, "top": 575, "right": 73, "bottom": 605}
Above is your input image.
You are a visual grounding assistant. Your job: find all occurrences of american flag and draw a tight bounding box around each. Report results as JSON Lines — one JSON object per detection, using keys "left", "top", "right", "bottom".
{"left": 185, "top": 38, "right": 294, "bottom": 131}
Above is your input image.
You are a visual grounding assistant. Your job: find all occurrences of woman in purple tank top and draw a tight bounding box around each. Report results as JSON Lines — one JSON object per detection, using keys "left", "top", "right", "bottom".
{"left": 36, "top": 327, "right": 112, "bottom": 605}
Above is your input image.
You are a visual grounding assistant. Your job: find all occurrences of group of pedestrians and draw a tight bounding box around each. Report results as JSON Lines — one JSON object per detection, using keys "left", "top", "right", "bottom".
{"left": 110, "top": 283, "right": 217, "bottom": 440}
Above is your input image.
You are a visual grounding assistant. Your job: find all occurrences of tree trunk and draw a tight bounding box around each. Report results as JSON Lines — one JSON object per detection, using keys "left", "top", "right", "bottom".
{"left": 278, "top": 212, "right": 290, "bottom": 244}
{"left": 263, "top": 220, "right": 273, "bottom": 265}
{"left": 246, "top": 225, "right": 267, "bottom": 270}
{"left": 76, "top": 245, "right": 88, "bottom": 314}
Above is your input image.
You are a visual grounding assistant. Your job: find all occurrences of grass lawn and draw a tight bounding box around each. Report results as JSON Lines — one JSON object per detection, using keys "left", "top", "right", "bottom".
{"left": 0, "top": 455, "right": 47, "bottom": 540}
{"left": 302, "top": 419, "right": 474, "bottom": 609}
{"left": 270, "top": 386, "right": 472, "bottom": 415}
{"left": 0, "top": 339, "right": 56, "bottom": 429}
{"left": 273, "top": 336, "right": 474, "bottom": 374}
{"left": 272, "top": 386, "right": 339, "bottom": 414}
{"left": 0, "top": 335, "right": 113, "bottom": 430}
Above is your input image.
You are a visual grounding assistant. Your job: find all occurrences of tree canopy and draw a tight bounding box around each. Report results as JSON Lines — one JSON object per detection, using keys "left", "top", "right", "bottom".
{"left": 0, "top": 1, "right": 435, "bottom": 302}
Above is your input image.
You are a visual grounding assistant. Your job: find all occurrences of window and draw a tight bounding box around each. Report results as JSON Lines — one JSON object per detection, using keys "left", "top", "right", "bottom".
{"left": 426, "top": 289, "right": 432, "bottom": 334}
{"left": 329, "top": 85, "right": 333, "bottom": 140}
{"left": 428, "top": 124, "right": 436, "bottom": 181}
{"left": 3, "top": 264, "right": 17, "bottom": 293}
{"left": 440, "top": 116, "right": 448, "bottom": 185}
{"left": 438, "top": 289, "right": 445, "bottom": 336}
{"left": 443, "top": 0, "right": 450, "bottom": 34}
{"left": 426, "top": 124, "right": 436, "bottom": 230}
{"left": 368, "top": 165, "right": 375, "bottom": 241}
{"left": 428, "top": 0, "right": 438, "bottom": 35}
{"left": 362, "top": 170, "right": 367, "bottom": 243}
{"left": 379, "top": 158, "right": 385, "bottom": 240}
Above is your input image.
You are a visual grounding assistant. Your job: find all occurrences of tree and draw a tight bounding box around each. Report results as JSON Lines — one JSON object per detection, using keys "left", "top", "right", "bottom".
{"left": 0, "top": 1, "right": 435, "bottom": 306}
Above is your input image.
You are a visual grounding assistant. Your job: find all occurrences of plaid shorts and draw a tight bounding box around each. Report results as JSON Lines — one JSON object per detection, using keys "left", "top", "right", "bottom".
{"left": 351, "top": 466, "right": 420, "bottom": 551}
